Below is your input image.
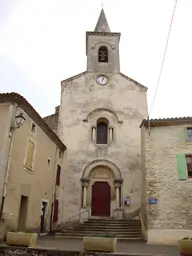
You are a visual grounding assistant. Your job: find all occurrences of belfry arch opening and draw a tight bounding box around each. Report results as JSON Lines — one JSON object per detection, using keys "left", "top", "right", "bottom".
{"left": 98, "top": 46, "right": 108, "bottom": 63}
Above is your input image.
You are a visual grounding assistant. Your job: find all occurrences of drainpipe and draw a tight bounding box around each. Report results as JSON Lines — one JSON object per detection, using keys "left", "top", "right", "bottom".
{"left": 0, "top": 104, "right": 18, "bottom": 222}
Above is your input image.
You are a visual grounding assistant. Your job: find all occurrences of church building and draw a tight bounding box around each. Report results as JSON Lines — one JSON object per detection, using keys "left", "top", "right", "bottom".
{"left": 53, "top": 9, "right": 148, "bottom": 222}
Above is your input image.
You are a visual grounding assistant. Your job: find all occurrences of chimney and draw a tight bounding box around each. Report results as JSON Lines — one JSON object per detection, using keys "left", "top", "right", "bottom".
{"left": 55, "top": 105, "right": 60, "bottom": 114}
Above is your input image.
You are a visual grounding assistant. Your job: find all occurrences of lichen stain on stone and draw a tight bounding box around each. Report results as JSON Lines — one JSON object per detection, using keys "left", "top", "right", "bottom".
{"left": 127, "top": 158, "right": 140, "bottom": 172}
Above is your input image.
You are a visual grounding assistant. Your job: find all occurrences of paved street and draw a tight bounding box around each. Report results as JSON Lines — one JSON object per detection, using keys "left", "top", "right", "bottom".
{"left": 34, "top": 236, "right": 179, "bottom": 255}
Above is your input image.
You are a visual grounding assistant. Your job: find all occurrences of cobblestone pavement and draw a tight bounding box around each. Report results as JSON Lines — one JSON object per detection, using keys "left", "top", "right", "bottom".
{"left": 35, "top": 236, "right": 179, "bottom": 255}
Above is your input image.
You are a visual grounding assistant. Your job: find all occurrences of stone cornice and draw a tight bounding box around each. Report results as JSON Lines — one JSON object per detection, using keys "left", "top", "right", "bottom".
{"left": 61, "top": 71, "right": 87, "bottom": 84}
{"left": 86, "top": 31, "right": 121, "bottom": 37}
{"left": 120, "top": 73, "right": 148, "bottom": 91}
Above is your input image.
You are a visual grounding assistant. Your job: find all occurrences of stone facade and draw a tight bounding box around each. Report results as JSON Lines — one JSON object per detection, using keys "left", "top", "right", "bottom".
{"left": 141, "top": 120, "right": 192, "bottom": 244}
{"left": 57, "top": 9, "right": 148, "bottom": 222}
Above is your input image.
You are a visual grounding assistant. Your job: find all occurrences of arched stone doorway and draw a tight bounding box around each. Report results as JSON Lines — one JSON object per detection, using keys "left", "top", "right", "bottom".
{"left": 81, "top": 160, "right": 123, "bottom": 218}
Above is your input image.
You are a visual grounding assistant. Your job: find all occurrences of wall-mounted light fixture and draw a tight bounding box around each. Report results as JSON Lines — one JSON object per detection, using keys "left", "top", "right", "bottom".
{"left": 15, "top": 113, "right": 26, "bottom": 127}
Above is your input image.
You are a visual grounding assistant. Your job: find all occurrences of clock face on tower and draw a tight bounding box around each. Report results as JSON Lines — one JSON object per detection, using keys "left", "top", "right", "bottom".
{"left": 96, "top": 75, "right": 109, "bottom": 86}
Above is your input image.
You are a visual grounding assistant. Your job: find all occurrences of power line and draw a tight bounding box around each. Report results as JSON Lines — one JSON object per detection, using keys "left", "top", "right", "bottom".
{"left": 148, "top": 0, "right": 178, "bottom": 118}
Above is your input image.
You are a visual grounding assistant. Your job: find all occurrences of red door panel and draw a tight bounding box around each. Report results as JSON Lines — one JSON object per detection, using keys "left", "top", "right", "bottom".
{"left": 91, "top": 182, "right": 110, "bottom": 217}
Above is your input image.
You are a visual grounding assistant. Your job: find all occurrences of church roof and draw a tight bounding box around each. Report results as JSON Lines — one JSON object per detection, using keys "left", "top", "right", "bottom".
{"left": 0, "top": 92, "right": 66, "bottom": 151}
{"left": 94, "top": 8, "right": 110, "bottom": 32}
{"left": 140, "top": 117, "right": 192, "bottom": 128}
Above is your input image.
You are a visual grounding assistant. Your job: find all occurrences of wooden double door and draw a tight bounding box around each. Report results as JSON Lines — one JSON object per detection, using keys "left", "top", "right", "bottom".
{"left": 91, "top": 181, "right": 111, "bottom": 217}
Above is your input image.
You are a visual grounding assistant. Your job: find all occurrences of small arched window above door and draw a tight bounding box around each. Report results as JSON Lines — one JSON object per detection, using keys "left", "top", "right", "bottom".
{"left": 96, "top": 118, "right": 108, "bottom": 144}
{"left": 98, "top": 46, "right": 108, "bottom": 63}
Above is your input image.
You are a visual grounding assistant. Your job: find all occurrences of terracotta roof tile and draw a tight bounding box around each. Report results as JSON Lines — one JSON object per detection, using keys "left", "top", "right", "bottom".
{"left": 140, "top": 117, "right": 192, "bottom": 128}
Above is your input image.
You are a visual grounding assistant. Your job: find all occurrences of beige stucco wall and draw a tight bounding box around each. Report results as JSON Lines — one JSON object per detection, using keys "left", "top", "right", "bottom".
{"left": 142, "top": 124, "right": 192, "bottom": 244}
{"left": 58, "top": 72, "right": 148, "bottom": 221}
{"left": 0, "top": 103, "right": 64, "bottom": 234}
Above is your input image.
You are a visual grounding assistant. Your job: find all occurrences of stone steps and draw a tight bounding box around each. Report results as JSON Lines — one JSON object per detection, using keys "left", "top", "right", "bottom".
{"left": 66, "top": 227, "right": 142, "bottom": 231}
{"left": 54, "top": 218, "right": 143, "bottom": 240}
{"left": 55, "top": 234, "right": 143, "bottom": 240}
{"left": 59, "top": 230, "right": 142, "bottom": 234}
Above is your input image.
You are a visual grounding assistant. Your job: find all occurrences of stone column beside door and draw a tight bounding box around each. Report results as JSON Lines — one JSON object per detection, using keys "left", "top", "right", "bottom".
{"left": 80, "top": 178, "right": 90, "bottom": 223}
{"left": 113, "top": 179, "right": 123, "bottom": 219}
{"left": 81, "top": 178, "right": 89, "bottom": 208}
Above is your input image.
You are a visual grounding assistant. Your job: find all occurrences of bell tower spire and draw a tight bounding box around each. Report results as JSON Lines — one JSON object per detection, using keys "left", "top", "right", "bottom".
{"left": 94, "top": 8, "right": 110, "bottom": 32}
{"left": 86, "top": 9, "right": 121, "bottom": 73}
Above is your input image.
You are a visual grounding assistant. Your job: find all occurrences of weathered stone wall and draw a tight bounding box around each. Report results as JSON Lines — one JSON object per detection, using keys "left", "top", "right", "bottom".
{"left": 58, "top": 72, "right": 148, "bottom": 221}
{"left": 140, "top": 127, "right": 148, "bottom": 240}
{"left": 44, "top": 113, "right": 59, "bottom": 134}
{"left": 86, "top": 33, "right": 120, "bottom": 73}
{"left": 143, "top": 124, "right": 192, "bottom": 243}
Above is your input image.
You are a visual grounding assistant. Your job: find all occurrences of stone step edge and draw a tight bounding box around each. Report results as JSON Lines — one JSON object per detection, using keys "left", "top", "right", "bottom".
{"left": 54, "top": 235, "right": 143, "bottom": 240}
{"left": 59, "top": 230, "right": 142, "bottom": 234}
{"left": 65, "top": 227, "right": 142, "bottom": 229}
{"left": 55, "top": 233, "right": 142, "bottom": 237}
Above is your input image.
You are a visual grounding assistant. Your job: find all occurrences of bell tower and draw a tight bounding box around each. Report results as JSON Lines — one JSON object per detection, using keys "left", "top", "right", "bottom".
{"left": 86, "top": 9, "right": 121, "bottom": 73}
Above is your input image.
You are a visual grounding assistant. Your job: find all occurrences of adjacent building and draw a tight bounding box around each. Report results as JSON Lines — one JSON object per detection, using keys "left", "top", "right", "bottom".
{"left": 141, "top": 118, "right": 192, "bottom": 244}
{"left": 0, "top": 93, "right": 66, "bottom": 240}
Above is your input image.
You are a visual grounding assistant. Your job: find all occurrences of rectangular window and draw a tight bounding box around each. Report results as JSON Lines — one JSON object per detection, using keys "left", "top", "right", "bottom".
{"left": 48, "top": 158, "right": 51, "bottom": 167}
{"left": 186, "top": 127, "right": 192, "bottom": 142}
{"left": 31, "top": 123, "right": 36, "bottom": 134}
{"left": 25, "top": 139, "right": 35, "bottom": 170}
{"left": 56, "top": 164, "right": 61, "bottom": 186}
{"left": 186, "top": 155, "right": 192, "bottom": 177}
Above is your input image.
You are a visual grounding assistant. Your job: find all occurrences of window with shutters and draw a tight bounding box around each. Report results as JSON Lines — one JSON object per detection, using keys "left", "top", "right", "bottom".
{"left": 186, "top": 155, "right": 192, "bottom": 177}
{"left": 56, "top": 164, "right": 61, "bottom": 186}
{"left": 25, "top": 139, "right": 35, "bottom": 170}
{"left": 186, "top": 127, "right": 192, "bottom": 142}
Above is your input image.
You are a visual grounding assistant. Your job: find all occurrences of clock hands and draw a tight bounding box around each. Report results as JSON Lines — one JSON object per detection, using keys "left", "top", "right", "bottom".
{"left": 96, "top": 75, "right": 108, "bottom": 85}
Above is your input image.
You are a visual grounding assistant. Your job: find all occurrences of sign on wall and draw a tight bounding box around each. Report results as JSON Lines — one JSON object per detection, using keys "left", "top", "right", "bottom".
{"left": 124, "top": 196, "right": 130, "bottom": 206}
{"left": 148, "top": 197, "right": 157, "bottom": 205}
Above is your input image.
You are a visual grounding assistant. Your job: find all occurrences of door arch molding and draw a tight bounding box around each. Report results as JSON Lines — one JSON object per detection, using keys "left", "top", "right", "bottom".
{"left": 82, "top": 159, "right": 122, "bottom": 180}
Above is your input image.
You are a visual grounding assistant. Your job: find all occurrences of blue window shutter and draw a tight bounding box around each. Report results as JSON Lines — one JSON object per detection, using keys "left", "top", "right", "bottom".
{"left": 177, "top": 154, "right": 188, "bottom": 180}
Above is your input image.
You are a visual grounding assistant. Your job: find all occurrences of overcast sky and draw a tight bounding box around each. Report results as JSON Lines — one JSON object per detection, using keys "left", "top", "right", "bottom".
{"left": 0, "top": 0, "right": 191, "bottom": 118}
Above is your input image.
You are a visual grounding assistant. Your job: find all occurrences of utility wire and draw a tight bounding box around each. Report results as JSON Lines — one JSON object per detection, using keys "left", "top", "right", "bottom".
{"left": 148, "top": 0, "right": 178, "bottom": 118}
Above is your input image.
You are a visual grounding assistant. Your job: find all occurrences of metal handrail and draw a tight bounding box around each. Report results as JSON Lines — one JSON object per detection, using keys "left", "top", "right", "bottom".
{"left": 65, "top": 208, "right": 89, "bottom": 223}
{"left": 56, "top": 208, "right": 90, "bottom": 231}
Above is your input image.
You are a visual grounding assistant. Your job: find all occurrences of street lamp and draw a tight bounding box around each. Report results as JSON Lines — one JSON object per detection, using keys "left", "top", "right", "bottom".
{"left": 15, "top": 113, "right": 26, "bottom": 127}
